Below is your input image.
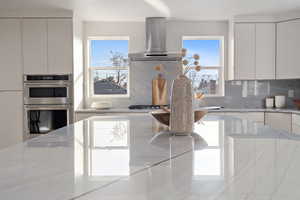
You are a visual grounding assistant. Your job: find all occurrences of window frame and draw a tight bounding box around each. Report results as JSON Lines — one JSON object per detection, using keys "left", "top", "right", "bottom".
{"left": 182, "top": 36, "right": 225, "bottom": 97}
{"left": 86, "top": 36, "right": 130, "bottom": 99}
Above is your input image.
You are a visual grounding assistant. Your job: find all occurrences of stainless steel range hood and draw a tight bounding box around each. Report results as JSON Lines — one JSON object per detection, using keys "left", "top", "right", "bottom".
{"left": 129, "top": 17, "right": 181, "bottom": 61}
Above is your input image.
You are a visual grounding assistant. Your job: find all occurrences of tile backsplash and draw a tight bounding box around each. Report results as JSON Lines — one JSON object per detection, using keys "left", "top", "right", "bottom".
{"left": 199, "top": 79, "right": 300, "bottom": 109}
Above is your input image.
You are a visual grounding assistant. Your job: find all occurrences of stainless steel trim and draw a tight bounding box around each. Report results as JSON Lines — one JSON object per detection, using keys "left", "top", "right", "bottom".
{"left": 24, "top": 81, "right": 71, "bottom": 85}
{"left": 24, "top": 98, "right": 71, "bottom": 105}
{"left": 129, "top": 53, "right": 182, "bottom": 61}
{"left": 24, "top": 104, "right": 72, "bottom": 110}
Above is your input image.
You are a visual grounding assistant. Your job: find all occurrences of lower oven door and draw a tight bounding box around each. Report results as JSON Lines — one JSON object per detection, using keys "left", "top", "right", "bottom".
{"left": 24, "top": 104, "right": 72, "bottom": 139}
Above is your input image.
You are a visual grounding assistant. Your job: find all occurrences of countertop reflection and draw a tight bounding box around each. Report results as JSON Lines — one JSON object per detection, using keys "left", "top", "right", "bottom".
{"left": 1, "top": 113, "right": 300, "bottom": 200}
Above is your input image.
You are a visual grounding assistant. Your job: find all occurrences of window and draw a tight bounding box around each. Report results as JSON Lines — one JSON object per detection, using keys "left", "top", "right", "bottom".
{"left": 182, "top": 36, "right": 224, "bottom": 96}
{"left": 88, "top": 37, "right": 129, "bottom": 97}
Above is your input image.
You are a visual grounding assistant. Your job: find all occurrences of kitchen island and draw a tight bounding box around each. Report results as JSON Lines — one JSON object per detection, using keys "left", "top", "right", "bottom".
{"left": 1, "top": 113, "right": 300, "bottom": 200}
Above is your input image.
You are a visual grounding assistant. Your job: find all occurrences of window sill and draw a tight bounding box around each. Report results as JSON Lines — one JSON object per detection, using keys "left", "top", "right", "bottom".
{"left": 199, "top": 95, "right": 225, "bottom": 98}
{"left": 90, "top": 95, "right": 130, "bottom": 99}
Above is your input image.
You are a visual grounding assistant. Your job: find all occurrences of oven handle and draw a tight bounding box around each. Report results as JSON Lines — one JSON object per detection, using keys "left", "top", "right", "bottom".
{"left": 24, "top": 104, "right": 72, "bottom": 110}
{"left": 24, "top": 83, "right": 71, "bottom": 87}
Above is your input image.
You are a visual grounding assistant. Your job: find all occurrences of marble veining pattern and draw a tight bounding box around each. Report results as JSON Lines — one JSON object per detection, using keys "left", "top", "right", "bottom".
{"left": 1, "top": 114, "right": 300, "bottom": 199}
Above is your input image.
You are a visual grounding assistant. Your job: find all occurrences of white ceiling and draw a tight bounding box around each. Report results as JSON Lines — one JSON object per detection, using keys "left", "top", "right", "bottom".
{"left": 0, "top": 0, "right": 300, "bottom": 21}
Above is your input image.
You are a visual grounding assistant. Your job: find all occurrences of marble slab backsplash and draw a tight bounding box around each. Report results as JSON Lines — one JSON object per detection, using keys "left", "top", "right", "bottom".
{"left": 199, "top": 79, "right": 300, "bottom": 109}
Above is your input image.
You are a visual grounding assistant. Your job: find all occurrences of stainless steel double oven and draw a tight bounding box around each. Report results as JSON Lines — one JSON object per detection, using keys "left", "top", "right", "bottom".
{"left": 24, "top": 75, "right": 73, "bottom": 139}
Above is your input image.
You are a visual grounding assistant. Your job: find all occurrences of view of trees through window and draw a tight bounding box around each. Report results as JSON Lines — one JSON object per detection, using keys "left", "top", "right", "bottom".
{"left": 89, "top": 37, "right": 223, "bottom": 96}
{"left": 183, "top": 37, "right": 223, "bottom": 96}
{"left": 89, "top": 38, "right": 129, "bottom": 96}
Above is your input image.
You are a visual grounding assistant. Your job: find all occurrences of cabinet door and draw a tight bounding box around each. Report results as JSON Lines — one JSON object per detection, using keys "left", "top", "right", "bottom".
{"left": 22, "top": 19, "right": 47, "bottom": 74}
{"left": 255, "top": 23, "right": 275, "bottom": 79}
{"left": 292, "top": 114, "right": 300, "bottom": 135}
{"left": 277, "top": 19, "right": 300, "bottom": 79}
{"left": 265, "top": 112, "right": 291, "bottom": 132}
{"left": 47, "top": 19, "right": 73, "bottom": 74}
{"left": 0, "top": 19, "right": 22, "bottom": 90}
{"left": 223, "top": 112, "right": 264, "bottom": 123}
{"left": 235, "top": 23, "right": 256, "bottom": 80}
{"left": 0, "top": 92, "right": 23, "bottom": 149}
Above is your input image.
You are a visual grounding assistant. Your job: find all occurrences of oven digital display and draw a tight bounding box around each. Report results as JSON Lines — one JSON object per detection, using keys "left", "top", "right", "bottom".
{"left": 26, "top": 75, "right": 69, "bottom": 81}
{"left": 29, "top": 88, "right": 67, "bottom": 98}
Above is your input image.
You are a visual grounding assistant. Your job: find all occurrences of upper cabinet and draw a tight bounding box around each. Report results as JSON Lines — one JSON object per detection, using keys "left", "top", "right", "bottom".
{"left": 277, "top": 19, "right": 300, "bottom": 79}
{"left": 234, "top": 23, "right": 256, "bottom": 79}
{"left": 0, "top": 19, "right": 23, "bottom": 90}
{"left": 255, "top": 23, "right": 276, "bottom": 79}
{"left": 22, "top": 19, "right": 47, "bottom": 74}
{"left": 47, "top": 19, "right": 73, "bottom": 74}
{"left": 234, "top": 23, "right": 275, "bottom": 80}
{"left": 22, "top": 18, "right": 73, "bottom": 75}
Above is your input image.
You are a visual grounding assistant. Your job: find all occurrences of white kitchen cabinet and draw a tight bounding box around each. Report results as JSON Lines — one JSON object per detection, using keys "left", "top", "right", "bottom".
{"left": 255, "top": 23, "right": 275, "bottom": 79}
{"left": 234, "top": 23, "right": 256, "bottom": 80}
{"left": 47, "top": 19, "right": 73, "bottom": 74}
{"left": 0, "top": 92, "right": 23, "bottom": 149}
{"left": 22, "top": 18, "right": 73, "bottom": 75}
{"left": 277, "top": 19, "right": 300, "bottom": 79}
{"left": 0, "top": 19, "right": 22, "bottom": 90}
{"left": 265, "top": 112, "right": 291, "bottom": 132}
{"left": 223, "top": 112, "right": 264, "bottom": 123}
{"left": 292, "top": 114, "right": 300, "bottom": 135}
{"left": 234, "top": 23, "right": 275, "bottom": 80}
{"left": 22, "top": 19, "right": 47, "bottom": 74}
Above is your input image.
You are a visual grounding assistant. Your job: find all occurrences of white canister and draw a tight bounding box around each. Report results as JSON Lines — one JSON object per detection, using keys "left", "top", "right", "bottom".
{"left": 265, "top": 97, "right": 274, "bottom": 108}
{"left": 275, "top": 95, "right": 286, "bottom": 108}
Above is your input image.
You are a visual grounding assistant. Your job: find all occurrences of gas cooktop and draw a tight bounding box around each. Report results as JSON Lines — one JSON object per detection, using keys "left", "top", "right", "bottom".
{"left": 128, "top": 105, "right": 169, "bottom": 110}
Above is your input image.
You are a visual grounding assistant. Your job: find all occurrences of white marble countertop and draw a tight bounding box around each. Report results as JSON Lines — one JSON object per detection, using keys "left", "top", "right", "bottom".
{"left": 75, "top": 108, "right": 154, "bottom": 113}
{"left": 75, "top": 107, "right": 300, "bottom": 114}
{"left": 1, "top": 114, "right": 300, "bottom": 200}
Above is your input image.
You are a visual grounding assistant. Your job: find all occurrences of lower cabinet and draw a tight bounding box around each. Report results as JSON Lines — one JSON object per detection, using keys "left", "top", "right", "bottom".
{"left": 292, "top": 114, "right": 300, "bottom": 135}
{"left": 0, "top": 91, "right": 23, "bottom": 149}
{"left": 223, "top": 112, "right": 265, "bottom": 123}
{"left": 265, "top": 112, "right": 291, "bottom": 132}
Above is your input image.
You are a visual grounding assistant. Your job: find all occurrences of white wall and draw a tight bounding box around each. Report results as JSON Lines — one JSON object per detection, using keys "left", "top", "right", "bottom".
{"left": 73, "top": 17, "right": 84, "bottom": 110}
{"left": 82, "top": 20, "right": 229, "bottom": 108}
{"left": 84, "top": 21, "right": 145, "bottom": 53}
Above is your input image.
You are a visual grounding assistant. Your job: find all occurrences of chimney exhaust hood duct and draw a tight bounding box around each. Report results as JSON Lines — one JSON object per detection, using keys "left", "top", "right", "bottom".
{"left": 146, "top": 17, "right": 166, "bottom": 55}
{"left": 129, "top": 17, "right": 181, "bottom": 61}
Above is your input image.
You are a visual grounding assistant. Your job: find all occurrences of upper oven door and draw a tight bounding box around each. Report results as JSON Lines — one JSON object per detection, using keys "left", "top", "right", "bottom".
{"left": 24, "top": 83, "right": 72, "bottom": 105}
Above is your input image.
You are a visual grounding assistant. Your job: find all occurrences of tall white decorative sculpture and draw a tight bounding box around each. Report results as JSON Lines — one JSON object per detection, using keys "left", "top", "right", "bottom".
{"left": 170, "top": 74, "right": 194, "bottom": 135}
